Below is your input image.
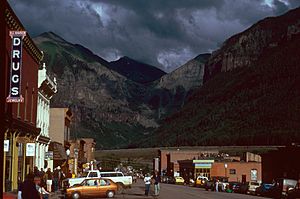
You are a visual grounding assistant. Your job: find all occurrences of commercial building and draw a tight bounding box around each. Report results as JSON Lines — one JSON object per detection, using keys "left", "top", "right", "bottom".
{"left": 159, "top": 148, "right": 219, "bottom": 176}
{"left": 178, "top": 152, "right": 262, "bottom": 183}
{"left": 1, "top": 1, "right": 43, "bottom": 192}
{"left": 68, "top": 138, "right": 96, "bottom": 175}
{"left": 48, "top": 108, "right": 73, "bottom": 171}
{"left": 69, "top": 139, "right": 86, "bottom": 175}
{"left": 81, "top": 138, "right": 96, "bottom": 163}
{"left": 262, "top": 145, "right": 300, "bottom": 183}
{"left": 35, "top": 63, "right": 57, "bottom": 170}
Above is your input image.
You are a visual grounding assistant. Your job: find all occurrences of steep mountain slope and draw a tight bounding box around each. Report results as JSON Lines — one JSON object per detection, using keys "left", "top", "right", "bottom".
{"left": 158, "top": 54, "right": 210, "bottom": 91}
{"left": 110, "top": 56, "right": 166, "bottom": 84}
{"left": 145, "top": 53, "right": 210, "bottom": 119}
{"left": 153, "top": 7, "right": 300, "bottom": 147}
{"left": 34, "top": 32, "right": 158, "bottom": 149}
{"left": 34, "top": 32, "right": 209, "bottom": 149}
{"left": 204, "top": 7, "right": 300, "bottom": 82}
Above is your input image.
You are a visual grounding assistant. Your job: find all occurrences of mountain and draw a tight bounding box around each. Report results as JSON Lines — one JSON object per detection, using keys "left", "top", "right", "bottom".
{"left": 153, "top": 7, "right": 300, "bottom": 147}
{"left": 146, "top": 53, "right": 210, "bottom": 118}
{"left": 204, "top": 7, "right": 300, "bottom": 82}
{"left": 34, "top": 32, "right": 158, "bottom": 149}
{"left": 158, "top": 53, "right": 210, "bottom": 91}
{"left": 109, "top": 56, "right": 166, "bottom": 84}
{"left": 33, "top": 32, "right": 209, "bottom": 149}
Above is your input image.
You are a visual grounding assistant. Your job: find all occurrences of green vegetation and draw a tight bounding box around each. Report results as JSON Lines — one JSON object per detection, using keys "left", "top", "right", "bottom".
{"left": 153, "top": 34, "right": 300, "bottom": 147}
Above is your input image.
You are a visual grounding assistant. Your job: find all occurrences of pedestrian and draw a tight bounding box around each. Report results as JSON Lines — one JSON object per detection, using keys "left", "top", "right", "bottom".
{"left": 45, "top": 168, "right": 53, "bottom": 192}
{"left": 17, "top": 177, "right": 22, "bottom": 199}
{"left": 34, "top": 166, "right": 40, "bottom": 177}
{"left": 215, "top": 180, "right": 219, "bottom": 192}
{"left": 153, "top": 171, "right": 161, "bottom": 196}
{"left": 53, "top": 167, "right": 60, "bottom": 192}
{"left": 66, "top": 170, "right": 72, "bottom": 178}
{"left": 144, "top": 173, "right": 151, "bottom": 196}
{"left": 21, "top": 173, "right": 41, "bottom": 199}
{"left": 34, "top": 176, "right": 50, "bottom": 199}
{"left": 40, "top": 168, "right": 46, "bottom": 187}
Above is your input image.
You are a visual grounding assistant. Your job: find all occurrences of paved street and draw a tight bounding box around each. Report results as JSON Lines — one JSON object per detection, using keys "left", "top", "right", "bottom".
{"left": 50, "top": 180, "right": 268, "bottom": 199}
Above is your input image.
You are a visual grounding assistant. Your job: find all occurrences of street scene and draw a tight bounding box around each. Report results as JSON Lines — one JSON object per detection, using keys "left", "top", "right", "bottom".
{"left": 2, "top": 0, "right": 300, "bottom": 199}
{"left": 50, "top": 179, "right": 268, "bottom": 199}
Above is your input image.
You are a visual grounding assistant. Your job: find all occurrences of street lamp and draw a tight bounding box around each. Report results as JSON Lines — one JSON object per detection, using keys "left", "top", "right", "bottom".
{"left": 66, "top": 149, "right": 70, "bottom": 173}
{"left": 224, "top": 163, "right": 228, "bottom": 178}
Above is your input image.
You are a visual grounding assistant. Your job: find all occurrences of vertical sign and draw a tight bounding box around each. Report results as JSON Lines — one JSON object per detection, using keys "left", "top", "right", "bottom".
{"left": 4, "top": 140, "right": 9, "bottom": 152}
{"left": 6, "top": 31, "right": 26, "bottom": 103}
{"left": 26, "top": 143, "right": 35, "bottom": 156}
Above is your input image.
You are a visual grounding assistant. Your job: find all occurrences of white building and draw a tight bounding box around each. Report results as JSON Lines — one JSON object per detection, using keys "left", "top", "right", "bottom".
{"left": 35, "top": 63, "right": 57, "bottom": 170}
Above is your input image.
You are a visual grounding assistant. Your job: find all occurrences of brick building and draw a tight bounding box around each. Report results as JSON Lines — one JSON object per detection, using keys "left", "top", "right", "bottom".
{"left": 262, "top": 145, "right": 300, "bottom": 183}
{"left": 1, "top": 1, "right": 43, "bottom": 192}
{"left": 159, "top": 148, "right": 219, "bottom": 176}
{"left": 178, "top": 152, "right": 262, "bottom": 183}
{"left": 81, "top": 138, "right": 96, "bottom": 163}
{"left": 48, "top": 108, "right": 73, "bottom": 171}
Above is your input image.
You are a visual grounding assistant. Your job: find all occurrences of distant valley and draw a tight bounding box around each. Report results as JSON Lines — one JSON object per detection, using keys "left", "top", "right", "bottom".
{"left": 33, "top": 33, "right": 208, "bottom": 149}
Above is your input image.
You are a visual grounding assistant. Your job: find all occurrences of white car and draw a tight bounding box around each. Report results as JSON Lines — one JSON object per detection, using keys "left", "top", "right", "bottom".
{"left": 248, "top": 181, "right": 261, "bottom": 194}
{"left": 62, "top": 170, "right": 133, "bottom": 190}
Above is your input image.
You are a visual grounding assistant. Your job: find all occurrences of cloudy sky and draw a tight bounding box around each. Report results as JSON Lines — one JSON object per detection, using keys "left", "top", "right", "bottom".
{"left": 8, "top": 0, "right": 300, "bottom": 72}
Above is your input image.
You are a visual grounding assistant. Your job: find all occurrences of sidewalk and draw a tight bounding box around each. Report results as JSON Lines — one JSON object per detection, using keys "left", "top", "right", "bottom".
{"left": 49, "top": 191, "right": 64, "bottom": 199}
{"left": 4, "top": 191, "right": 64, "bottom": 199}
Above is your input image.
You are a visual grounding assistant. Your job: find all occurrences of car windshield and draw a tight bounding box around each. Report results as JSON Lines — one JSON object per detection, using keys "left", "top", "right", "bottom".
{"left": 81, "top": 172, "right": 88, "bottom": 177}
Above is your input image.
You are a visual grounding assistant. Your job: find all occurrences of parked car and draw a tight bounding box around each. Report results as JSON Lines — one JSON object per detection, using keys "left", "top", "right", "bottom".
{"left": 227, "top": 182, "right": 247, "bottom": 193}
{"left": 65, "top": 178, "right": 117, "bottom": 199}
{"left": 204, "top": 177, "right": 229, "bottom": 191}
{"left": 255, "top": 183, "right": 273, "bottom": 196}
{"left": 287, "top": 183, "right": 300, "bottom": 199}
{"left": 175, "top": 176, "right": 185, "bottom": 185}
{"left": 63, "top": 170, "right": 132, "bottom": 190}
{"left": 195, "top": 176, "right": 208, "bottom": 187}
{"left": 268, "top": 178, "right": 298, "bottom": 198}
{"left": 228, "top": 182, "right": 243, "bottom": 193}
{"left": 204, "top": 179, "right": 215, "bottom": 191}
{"left": 248, "top": 181, "right": 261, "bottom": 194}
{"left": 161, "top": 176, "right": 175, "bottom": 184}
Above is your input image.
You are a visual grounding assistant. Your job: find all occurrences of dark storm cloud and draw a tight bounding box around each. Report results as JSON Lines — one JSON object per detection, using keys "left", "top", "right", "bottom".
{"left": 8, "top": 0, "right": 300, "bottom": 72}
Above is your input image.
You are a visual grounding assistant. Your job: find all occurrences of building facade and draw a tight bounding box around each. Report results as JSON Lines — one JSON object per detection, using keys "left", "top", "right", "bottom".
{"left": 159, "top": 148, "right": 219, "bottom": 176}
{"left": 49, "top": 108, "right": 73, "bottom": 171}
{"left": 1, "top": 1, "right": 43, "bottom": 192}
{"left": 178, "top": 152, "right": 262, "bottom": 183}
{"left": 35, "top": 63, "right": 57, "bottom": 170}
{"left": 262, "top": 145, "right": 300, "bottom": 183}
{"left": 81, "top": 138, "right": 96, "bottom": 163}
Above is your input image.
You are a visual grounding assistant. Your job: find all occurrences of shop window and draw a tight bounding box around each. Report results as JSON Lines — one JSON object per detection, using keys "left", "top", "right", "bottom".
{"left": 229, "top": 169, "right": 236, "bottom": 174}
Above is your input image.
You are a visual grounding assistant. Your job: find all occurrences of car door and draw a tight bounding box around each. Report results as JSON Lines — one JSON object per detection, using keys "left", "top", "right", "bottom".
{"left": 98, "top": 179, "right": 109, "bottom": 197}
{"left": 82, "top": 179, "right": 99, "bottom": 198}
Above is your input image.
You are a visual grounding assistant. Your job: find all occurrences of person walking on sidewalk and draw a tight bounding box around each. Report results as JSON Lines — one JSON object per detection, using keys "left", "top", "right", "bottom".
{"left": 144, "top": 173, "right": 151, "bottom": 196}
{"left": 21, "top": 173, "right": 41, "bottom": 199}
{"left": 153, "top": 171, "right": 161, "bottom": 197}
{"left": 45, "top": 168, "right": 53, "bottom": 192}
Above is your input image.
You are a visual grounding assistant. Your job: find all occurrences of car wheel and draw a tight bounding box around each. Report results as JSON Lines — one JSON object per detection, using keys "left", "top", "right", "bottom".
{"left": 72, "top": 192, "right": 80, "bottom": 199}
{"left": 107, "top": 190, "right": 115, "bottom": 198}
